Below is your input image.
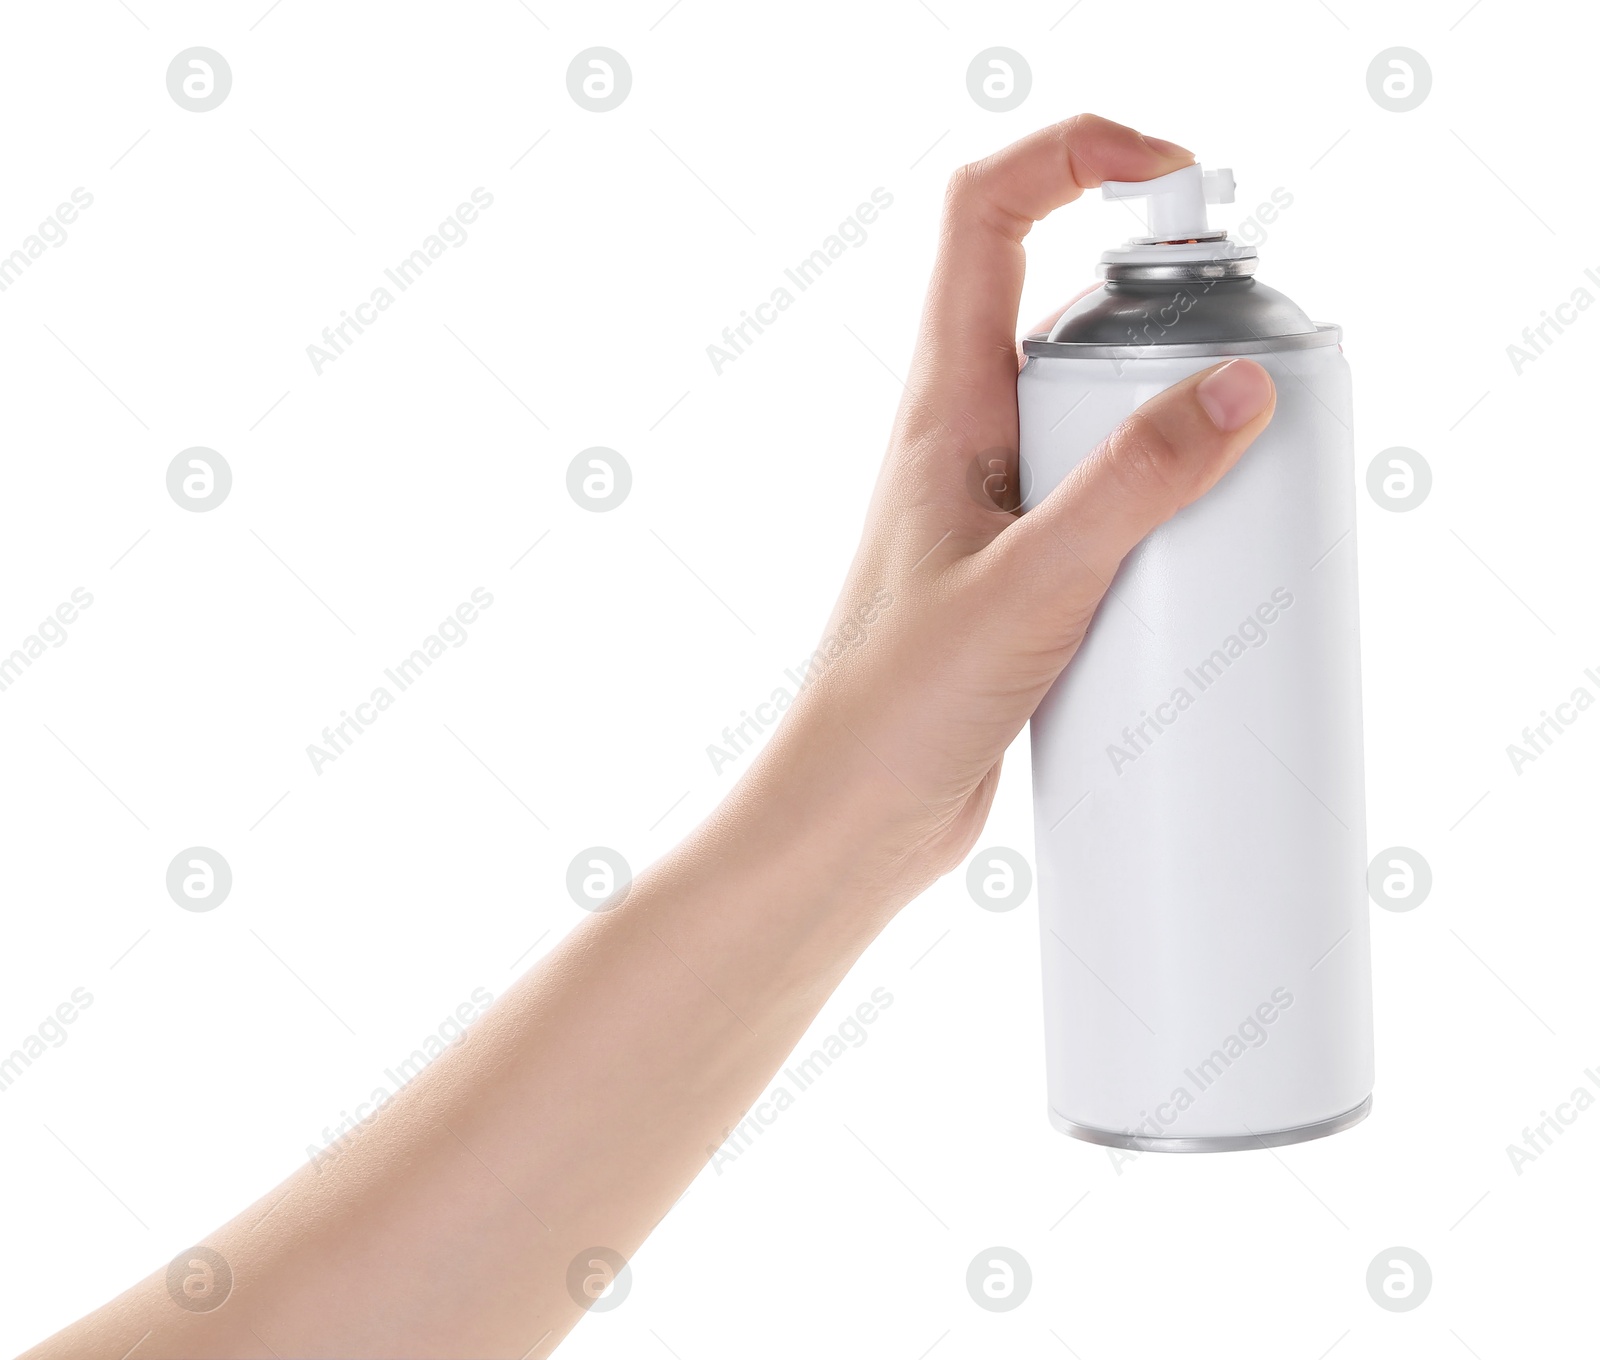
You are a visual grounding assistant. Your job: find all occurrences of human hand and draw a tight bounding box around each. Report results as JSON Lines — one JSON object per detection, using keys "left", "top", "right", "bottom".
{"left": 740, "top": 114, "right": 1279, "bottom": 908}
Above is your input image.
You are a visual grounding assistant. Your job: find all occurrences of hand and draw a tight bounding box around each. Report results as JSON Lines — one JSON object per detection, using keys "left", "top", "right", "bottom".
{"left": 744, "top": 113, "right": 1279, "bottom": 906}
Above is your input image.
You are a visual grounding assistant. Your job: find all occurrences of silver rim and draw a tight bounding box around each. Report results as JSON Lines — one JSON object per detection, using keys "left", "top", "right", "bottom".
{"left": 1050, "top": 1094, "right": 1372, "bottom": 1153}
{"left": 1022, "top": 321, "right": 1342, "bottom": 362}
{"left": 1100, "top": 257, "right": 1258, "bottom": 282}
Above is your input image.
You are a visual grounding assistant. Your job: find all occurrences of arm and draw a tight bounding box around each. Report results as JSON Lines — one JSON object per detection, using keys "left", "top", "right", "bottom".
{"left": 26, "top": 113, "right": 1275, "bottom": 1360}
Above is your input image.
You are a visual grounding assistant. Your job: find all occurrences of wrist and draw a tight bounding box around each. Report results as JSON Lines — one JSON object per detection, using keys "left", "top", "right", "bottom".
{"left": 624, "top": 674, "right": 967, "bottom": 1038}
{"left": 712, "top": 699, "right": 947, "bottom": 924}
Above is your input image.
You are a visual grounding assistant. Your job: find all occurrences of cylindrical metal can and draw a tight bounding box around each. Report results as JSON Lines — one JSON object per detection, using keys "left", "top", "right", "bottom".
{"left": 1019, "top": 255, "right": 1374, "bottom": 1151}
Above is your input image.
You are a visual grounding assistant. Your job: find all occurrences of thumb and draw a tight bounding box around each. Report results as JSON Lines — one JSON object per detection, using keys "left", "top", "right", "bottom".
{"left": 988, "top": 358, "right": 1276, "bottom": 642}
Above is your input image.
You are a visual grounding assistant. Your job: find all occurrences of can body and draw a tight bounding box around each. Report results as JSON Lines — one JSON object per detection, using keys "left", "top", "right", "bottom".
{"left": 1019, "top": 332, "right": 1373, "bottom": 1150}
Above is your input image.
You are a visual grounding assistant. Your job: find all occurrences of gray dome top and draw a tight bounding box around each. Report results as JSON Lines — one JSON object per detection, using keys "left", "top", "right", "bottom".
{"left": 1046, "top": 277, "right": 1318, "bottom": 347}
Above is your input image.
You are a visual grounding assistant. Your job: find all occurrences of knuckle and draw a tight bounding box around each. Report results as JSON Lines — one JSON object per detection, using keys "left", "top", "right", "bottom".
{"left": 1047, "top": 113, "right": 1098, "bottom": 175}
{"left": 1067, "top": 111, "right": 1112, "bottom": 136}
{"left": 943, "top": 157, "right": 1029, "bottom": 241}
{"left": 944, "top": 161, "right": 986, "bottom": 210}
{"left": 1054, "top": 112, "right": 1093, "bottom": 144}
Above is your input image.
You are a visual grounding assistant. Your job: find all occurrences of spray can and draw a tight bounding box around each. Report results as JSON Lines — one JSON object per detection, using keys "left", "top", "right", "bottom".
{"left": 1018, "top": 164, "right": 1373, "bottom": 1151}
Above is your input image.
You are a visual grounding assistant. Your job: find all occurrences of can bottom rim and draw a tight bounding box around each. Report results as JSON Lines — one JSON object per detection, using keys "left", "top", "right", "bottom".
{"left": 1050, "top": 1094, "right": 1372, "bottom": 1154}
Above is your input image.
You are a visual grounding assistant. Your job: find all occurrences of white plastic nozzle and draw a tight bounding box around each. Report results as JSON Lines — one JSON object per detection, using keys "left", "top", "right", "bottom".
{"left": 1101, "top": 164, "right": 1235, "bottom": 241}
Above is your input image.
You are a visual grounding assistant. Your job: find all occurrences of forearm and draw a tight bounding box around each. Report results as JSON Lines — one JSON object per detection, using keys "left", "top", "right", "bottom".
{"left": 24, "top": 113, "right": 1260, "bottom": 1360}
{"left": 27, "top": 704, "right": 924, "bottom": 1360}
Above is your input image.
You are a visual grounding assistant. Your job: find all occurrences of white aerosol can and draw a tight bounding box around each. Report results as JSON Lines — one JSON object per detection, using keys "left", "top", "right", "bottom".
{"left": 1019, "top": 165, "right": 1373, "bottom": 1151}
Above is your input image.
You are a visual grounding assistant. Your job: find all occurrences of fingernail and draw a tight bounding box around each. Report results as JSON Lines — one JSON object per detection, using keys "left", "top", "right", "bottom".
{"left": 1196, "top": 360, "right": 1274, "bottom": 432}
{"left": 1140, "top": 134, "right": 1193, "bottom": 159}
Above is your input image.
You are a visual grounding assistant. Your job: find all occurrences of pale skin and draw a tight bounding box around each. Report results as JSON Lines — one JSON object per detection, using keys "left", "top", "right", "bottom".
{"left": 25, "top": 114, "right": 1276, "bottom": 1360}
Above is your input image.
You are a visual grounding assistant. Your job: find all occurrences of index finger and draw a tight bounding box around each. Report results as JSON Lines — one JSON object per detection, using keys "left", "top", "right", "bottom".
{"left": 907, "top": 114, "right": 1193, "bottom": 440}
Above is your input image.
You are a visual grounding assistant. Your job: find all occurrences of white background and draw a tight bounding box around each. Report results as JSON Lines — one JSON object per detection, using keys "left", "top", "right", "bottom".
{"left": 1, "top": 0, "right": 1596, "bottom": 1355}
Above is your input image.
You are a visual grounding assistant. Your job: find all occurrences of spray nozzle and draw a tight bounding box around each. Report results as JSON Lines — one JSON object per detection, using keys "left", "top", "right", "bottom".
{"left": 1101, "top": 164, "right": 1235, "bottom": 243}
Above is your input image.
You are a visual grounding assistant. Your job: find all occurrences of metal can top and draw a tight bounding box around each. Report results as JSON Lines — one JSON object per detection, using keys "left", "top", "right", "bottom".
{"left": 1024, "top": 275, "right": 1339, "bottom": 361}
